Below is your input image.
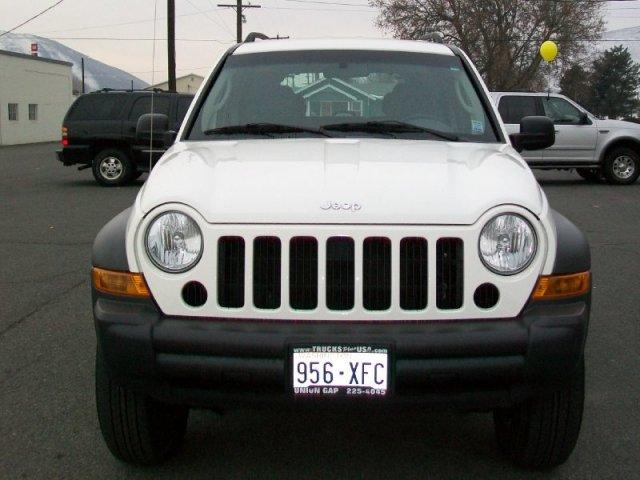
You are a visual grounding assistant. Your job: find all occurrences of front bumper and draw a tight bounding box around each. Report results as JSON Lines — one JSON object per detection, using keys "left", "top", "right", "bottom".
{"left": 94, "top": 291, "right": 589, "bottom": 411}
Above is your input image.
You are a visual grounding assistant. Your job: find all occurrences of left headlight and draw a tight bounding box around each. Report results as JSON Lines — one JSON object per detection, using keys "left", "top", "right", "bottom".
{"left": 479, "top": 213, "right": 537, "bottom": 275}
{"left": 145, "top": 211, "right": 203, "bottom": 273}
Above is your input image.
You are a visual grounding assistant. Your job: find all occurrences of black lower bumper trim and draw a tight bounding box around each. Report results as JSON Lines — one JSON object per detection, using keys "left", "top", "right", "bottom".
{"left": 56, "top": 146, "right": 91, "bottom": 166}
{"left": 93, "top": 291, "right": 589, "bottom": 410}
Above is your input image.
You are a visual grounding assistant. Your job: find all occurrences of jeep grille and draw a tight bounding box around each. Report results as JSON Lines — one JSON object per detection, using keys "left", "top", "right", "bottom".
{"left": 217, "top": 235, "right": 464, "bottom": 312}
{"left": 217, "top": 236, "right": 245, "bottom": 308}
{"left": 436, "top": 238, "right": 464, "bottom": 309}
{"left": 289, "top": 237, "right": 318, "bottom": 310}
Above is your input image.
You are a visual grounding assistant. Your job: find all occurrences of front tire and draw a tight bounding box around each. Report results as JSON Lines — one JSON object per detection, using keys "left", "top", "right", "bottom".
{"left": 493, "top": 358, "right": 584, "bottom": 470}
{"left": 95, "top": 350, "right": 189, "bottom": 465}
{"left": 603, "top": 147, "right": 640, "bottom": 185}
{"left": 92, "top": 149, "right": 134, "bottom": 186}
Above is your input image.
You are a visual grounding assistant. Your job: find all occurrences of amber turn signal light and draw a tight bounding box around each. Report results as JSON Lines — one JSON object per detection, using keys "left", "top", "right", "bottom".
{"left": 532, "top": 271, "right": 590, "bottom": 300}
{"left": 92, "top": 267, "right": 150, "bottom": 298}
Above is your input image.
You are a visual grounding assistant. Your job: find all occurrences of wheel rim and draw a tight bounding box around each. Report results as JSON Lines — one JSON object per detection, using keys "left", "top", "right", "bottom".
{"left": 612, "top": 155, "right": 635, "bottom": 180}
{"left": 99, "top": 156, "right": 123, "bottom": 180}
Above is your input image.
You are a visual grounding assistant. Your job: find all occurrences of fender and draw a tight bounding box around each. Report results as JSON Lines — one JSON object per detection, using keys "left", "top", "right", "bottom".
{"left": 550, "top": 209, "right": 590, "bottom": 274}
{"left": 598, "top": 136, "right": 640, "bottom": 163}
{"left": 92, "top": 207, "right": 131, "bottom": 271}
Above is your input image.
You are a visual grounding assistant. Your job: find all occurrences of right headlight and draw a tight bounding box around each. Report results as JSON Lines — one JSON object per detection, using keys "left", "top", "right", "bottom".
{"left": 479, "top": 213, "right": 537, "bottom": 275}
{"left": 145, "top": 211, "right": 203, "bottom": 273}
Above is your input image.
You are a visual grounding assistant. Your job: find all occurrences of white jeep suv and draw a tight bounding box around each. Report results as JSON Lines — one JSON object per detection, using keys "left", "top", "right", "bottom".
{"left": 91, "top": 37, "right": 591, "bottom": 469}
{"left": 492, "top": 91, "right": 640, "bottom": 184}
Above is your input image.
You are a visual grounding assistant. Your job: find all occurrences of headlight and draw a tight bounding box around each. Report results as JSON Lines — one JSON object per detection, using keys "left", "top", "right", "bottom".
{"left": 145, "top": 211, "right": 203, "bottom": 272}
{"left": 479, "top": 214, "right": 537, "bottom": 275}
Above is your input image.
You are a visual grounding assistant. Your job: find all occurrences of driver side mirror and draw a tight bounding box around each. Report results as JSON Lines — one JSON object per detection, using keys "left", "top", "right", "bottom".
{"left": 509, "top": 116, "right": 555, "bottom": 152}
{"left": 163, "top": 130, "right": 177, "bottom": 148}
{"left": 579, "top": 111, "right": 590, "bottom": 125}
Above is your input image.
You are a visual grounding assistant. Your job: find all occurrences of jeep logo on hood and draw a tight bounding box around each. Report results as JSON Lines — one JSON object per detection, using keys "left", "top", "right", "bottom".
{"left": 321, "top": 201, "right": 362, "bottom": 212}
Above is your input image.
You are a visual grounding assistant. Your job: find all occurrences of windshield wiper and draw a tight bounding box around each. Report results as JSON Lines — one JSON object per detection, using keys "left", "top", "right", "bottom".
{"left": 321, "top": 120, "right": 459, "bottom": 141}
{"left": 203, "top": 123, "right": 333, "bottom": 138}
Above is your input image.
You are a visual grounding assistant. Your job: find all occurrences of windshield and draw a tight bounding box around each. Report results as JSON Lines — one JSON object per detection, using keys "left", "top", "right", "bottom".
{"left": 186, "top": 50, "right": 499, "bottom": 142}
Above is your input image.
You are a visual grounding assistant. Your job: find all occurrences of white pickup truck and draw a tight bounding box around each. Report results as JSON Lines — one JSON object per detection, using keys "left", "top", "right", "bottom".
{"left": 91, "top": 37, "right": 591, "bottom": 470}
{"left": 491, "top": 91, "right": 640, "bottom": 184}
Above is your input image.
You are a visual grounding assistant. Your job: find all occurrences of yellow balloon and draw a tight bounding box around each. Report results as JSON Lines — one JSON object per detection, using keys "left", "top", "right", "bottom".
{"left": 540, "top": 41, "right": 558, "bottom": 62}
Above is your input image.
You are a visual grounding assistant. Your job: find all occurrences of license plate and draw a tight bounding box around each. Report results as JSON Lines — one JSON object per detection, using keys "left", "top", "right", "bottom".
{"left": 291, "top": 345, "right": 389, "bottom": 397}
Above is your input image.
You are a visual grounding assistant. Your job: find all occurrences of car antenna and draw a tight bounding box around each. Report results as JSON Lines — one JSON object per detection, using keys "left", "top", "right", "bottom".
{"left": 149, "top": 0, "right": 158, "bottom": 174}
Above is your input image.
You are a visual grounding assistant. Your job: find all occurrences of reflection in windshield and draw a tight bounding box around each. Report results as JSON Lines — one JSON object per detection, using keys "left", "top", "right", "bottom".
{"left": 188, "top": 50, "right": 498, "bottom": 143}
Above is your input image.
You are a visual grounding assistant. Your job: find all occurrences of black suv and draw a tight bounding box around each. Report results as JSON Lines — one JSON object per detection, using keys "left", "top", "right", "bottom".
{"left": 56, "top": 90, "right": 194, "bottom": 186}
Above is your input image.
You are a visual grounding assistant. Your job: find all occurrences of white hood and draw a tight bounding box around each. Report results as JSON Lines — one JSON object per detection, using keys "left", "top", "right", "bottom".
{"left": 137, "top": 138, "right": 543, "bottom": 225}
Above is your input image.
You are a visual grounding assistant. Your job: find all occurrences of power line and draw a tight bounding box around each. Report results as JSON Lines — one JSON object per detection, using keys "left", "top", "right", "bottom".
{"left": 263, "top": 5, "right": 374, "bottom": 12}
{"left": 28, "top": 3, "right": 374, "bottom": 35}
{"left": 205, "top": 0, "right": 236, "bottom": 35}
{"left": 185, "top": 0, "right": 235, "bottom": 37}
{"left": 283, "top": 0, "right": 373, "bottom": 6}
{"left": 46, "top": 36, "right": 235, "bottom": 43}
{"left": 31, "top": 7, "right": 228, "bottom": 34}
{"left": 26, "top": 5, "right": 370, "bottom": 36}
{"left": 0, "top": 0, "right": 64, "bottom": 38}
{"left": 6, "top": 0, "right": 640, "bottom": 40}
{"left": 40, "top": 35, "right": 640, "bottom": 43}
{"left": 129, "top": 65, "right": 212, "bottom": 74}
{"left": 217, "top": 0, "right": 261, "bottom": 42}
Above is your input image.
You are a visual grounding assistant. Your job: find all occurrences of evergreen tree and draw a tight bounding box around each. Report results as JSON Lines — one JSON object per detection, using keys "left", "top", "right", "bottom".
{"left": 589, "top": 45, "right": 640, "bottom": 118}
{"left": 559, "top": 63, "right": 592, "bottom": 108}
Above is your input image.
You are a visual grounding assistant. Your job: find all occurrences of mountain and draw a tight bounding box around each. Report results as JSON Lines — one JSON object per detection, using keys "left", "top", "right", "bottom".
{"left": 0, "top": 32, "right": 148, "bottom": 92}
{"left": 601, "top": 26, "right": 640, "bottom": 62}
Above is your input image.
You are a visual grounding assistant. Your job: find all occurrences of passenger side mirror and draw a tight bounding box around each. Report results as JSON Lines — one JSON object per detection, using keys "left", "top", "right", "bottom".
{"left": 509, "top": 116, "right": 555, "bottom": 152}
{"left": 136, "top": 113, "right": 169, "bottom": 143}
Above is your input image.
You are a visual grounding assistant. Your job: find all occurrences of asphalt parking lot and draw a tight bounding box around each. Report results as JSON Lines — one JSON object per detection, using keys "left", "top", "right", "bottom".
{"left": 1, "top": 142, "right": 639, "bottom": 479}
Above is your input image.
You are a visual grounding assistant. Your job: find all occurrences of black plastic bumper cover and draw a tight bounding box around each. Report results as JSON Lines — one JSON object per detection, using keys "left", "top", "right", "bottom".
{"left": 93, "top": 289, "right": 590, "bottom": 410}
{"left": 56, "top": 145, "right": 91, "bottom": 166}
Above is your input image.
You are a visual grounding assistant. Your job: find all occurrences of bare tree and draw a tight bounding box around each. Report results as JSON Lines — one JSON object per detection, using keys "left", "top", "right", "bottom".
{"left": 372, "top": 0, "right": 604, "bottom": 91}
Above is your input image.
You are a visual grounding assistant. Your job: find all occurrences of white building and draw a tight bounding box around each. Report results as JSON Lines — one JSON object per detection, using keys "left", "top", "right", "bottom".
{"left": 0, "top": 50, "right": 74, "bottom": 145}
{"left": 148, "top": 73, "right": 204, "bottom": 94}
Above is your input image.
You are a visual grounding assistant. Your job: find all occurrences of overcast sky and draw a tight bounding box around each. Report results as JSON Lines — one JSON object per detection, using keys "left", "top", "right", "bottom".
{"left": 3, "top": 0, "right": 640, "bottom": 84}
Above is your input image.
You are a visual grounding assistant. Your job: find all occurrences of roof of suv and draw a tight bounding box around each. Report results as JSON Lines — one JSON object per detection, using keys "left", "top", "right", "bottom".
{"left": 492, "top": 92, "right": 564, "bottom": 97}
{"left": 233, "top": 38, "right": 454, "bottom": 56}
{"left": 86, "top": 90, "right": 188, "bottom": 96}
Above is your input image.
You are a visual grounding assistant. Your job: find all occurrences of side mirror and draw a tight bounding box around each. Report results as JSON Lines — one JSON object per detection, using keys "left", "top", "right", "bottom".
{"left": 136, "top": 113, "right": 169, "bottom": 143}
{"left": 579, "top": 111, "right": 590, "bottom": 125}
{"left": 509, "top": 116, "right": 555, "bottom": 152}
{"left": 163, "top": 130, "right": 177, "bottom": 148}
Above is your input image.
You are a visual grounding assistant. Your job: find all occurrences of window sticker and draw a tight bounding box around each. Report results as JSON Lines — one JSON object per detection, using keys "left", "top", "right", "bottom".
{"left": 471, "top": 119, "right": 484, "bottom": 135}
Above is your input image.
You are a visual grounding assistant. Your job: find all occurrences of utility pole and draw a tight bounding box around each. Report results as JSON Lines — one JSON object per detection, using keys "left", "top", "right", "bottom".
{"left": 167, "top": 0, "right": 176, "bottom": 91}
{"left": 217, "top": 0, "right": 260, "bottom": 43}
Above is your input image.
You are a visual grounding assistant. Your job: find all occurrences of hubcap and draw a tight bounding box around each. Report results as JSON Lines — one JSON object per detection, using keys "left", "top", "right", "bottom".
{"left": 612, "top": 155, "right": 635, "bottom": 180}
{"left": 99, "top": 156, "right": 123, "bottom": 180}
